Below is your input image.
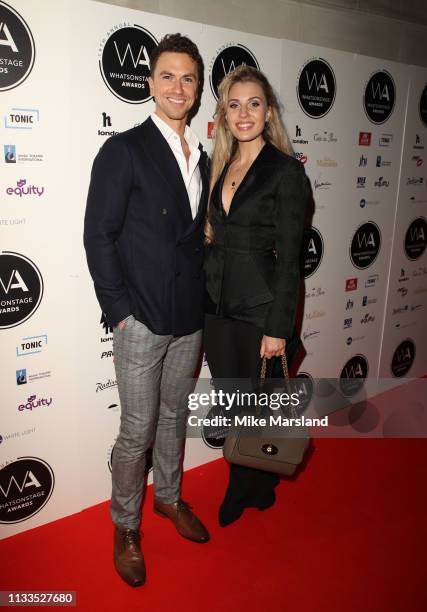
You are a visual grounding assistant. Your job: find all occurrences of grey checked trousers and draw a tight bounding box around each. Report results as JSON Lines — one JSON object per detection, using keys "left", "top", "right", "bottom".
{"left": 110, "top": 315, "right": 202, "bottom": 530}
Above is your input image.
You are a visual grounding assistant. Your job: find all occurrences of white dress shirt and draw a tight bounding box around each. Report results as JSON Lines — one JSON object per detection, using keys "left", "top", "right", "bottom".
{"left": 151, "top": 112, "right": 202, "bottom": 220}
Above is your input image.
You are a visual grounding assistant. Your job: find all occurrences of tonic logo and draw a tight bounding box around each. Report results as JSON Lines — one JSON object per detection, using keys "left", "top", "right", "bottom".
{"left": 0, "top": 268, "right": 28, "bottom": 294}
{"left": 0, "top": 20, "right": 17, "bottom": 52}
{"left": 297, "top": 58, "right": 336, "bottom": 119}
{"left": 16, "top": 334, "right": 47, "bottom": 356}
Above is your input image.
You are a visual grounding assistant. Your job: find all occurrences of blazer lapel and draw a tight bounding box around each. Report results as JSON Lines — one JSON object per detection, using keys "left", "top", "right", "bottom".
{"left": 139, "top": 118, "right": 193, "bottom": 226}
{"left": 181, "top": 147, "right": 209, "bottom": 239}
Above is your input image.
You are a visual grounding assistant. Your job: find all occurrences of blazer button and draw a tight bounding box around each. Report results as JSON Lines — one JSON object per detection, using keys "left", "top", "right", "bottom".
{"left": 175, "top": 271, "right": 181, "bottom": 277}
{"left": 162, "top": 208, "right": 167, "bottom": 215}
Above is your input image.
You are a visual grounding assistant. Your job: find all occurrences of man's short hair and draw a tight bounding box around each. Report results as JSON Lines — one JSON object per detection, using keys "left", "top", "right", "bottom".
{"left": 149, "top": 33, "right": 204, "bottom": 90}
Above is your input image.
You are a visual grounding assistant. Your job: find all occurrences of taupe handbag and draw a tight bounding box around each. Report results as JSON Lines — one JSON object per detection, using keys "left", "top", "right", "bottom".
{"left": 222, "top": 355, "right": 310, "bottom": 475}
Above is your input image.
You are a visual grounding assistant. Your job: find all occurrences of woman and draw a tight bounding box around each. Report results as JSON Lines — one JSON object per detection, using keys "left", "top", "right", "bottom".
{"left": 204, "top": 65, "right": 310, "bottom": 526}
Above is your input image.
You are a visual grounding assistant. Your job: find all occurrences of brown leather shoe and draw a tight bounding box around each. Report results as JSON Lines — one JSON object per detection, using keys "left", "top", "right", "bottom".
{"left": 113, "top": 527, "right": 146, "bottom": 587}
{"left": 154, "top": 499, "right": 210, "bottom": 543}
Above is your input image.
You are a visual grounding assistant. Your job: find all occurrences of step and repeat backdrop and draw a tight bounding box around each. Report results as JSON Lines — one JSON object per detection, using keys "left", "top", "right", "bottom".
{"left": 1, "top": 0, "right": 426, "bottom": 538}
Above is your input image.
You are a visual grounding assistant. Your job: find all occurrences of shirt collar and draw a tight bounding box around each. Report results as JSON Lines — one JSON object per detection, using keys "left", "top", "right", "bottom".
{"left": 151, "top": 112, "right": 200, "bottom": 150}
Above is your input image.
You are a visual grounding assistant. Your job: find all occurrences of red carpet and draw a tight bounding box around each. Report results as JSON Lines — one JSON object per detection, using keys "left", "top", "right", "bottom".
{"left": 1, "top": 439, "right": 426, "bottom": 611}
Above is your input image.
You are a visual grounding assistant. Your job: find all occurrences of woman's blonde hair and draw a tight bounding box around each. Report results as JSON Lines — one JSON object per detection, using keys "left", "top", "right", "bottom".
{"left": 205, "top": 65, "right": 293, "bottom": 243}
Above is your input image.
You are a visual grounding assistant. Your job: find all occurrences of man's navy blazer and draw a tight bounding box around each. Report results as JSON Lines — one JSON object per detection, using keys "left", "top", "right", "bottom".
{"left": 84, "top": 117, "right": 209, "bottom": 335}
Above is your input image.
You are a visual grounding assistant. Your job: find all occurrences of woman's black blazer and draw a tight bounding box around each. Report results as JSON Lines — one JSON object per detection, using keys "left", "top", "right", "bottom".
{"left": 204, "top": 141, "right": 310, "bottom": 339}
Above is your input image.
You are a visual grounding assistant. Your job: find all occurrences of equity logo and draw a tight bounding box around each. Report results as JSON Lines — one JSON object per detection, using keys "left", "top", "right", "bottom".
{"left": 374, "top": 176, "right": 389, "bottom": 188}
{"left": 0, "top": 2, "right": 35, "bottom": 91}
{"left": 17, "top": 394, "right": 52, "bottom": 412}
{"left": 6, "top": 178, "right": 44, "bottom": 197}
{"left": 99, "top": 23, "right": 158, "bottom": 104}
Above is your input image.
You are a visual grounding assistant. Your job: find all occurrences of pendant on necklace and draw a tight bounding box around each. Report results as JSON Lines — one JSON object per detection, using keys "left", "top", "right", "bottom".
{"left": 231, "top": 181, "right": 236, "bottom": 190}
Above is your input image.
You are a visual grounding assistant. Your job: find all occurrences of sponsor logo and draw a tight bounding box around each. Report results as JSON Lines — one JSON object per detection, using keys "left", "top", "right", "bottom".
{"left": 419, "top": 84, "right": 427, "bottom": 128}
{"left": 413, "top": 266, "right": 427, "bottom": 277}
{"left": 16, "top": 334, "right": 47, "bottom": 356}
{"left": 391, "top": 339, "right": 415, "bottom": 377}
{"left": 356, "top": 177, "right": 366, "bottom": 188}
{"left": 398, "top": 268, "right": 409, "bottom": 283}
{"left": 365, "top": 274, "right": 379, "bottom": 288}
{"left": 0, "top": 3, "right": 35, "bottom": 91}
{"left": 360, "top": 313, "right": 375, "bottom": 324}
{"left": 314, "top": 175, "right": 331, "bottom": 190}
{"left": 379, "top": 133, "right": 393, "bottom": 147}
{"left": 294, "top": 151, "right": 307, "bottom": 164}
{"left": 99, "top": 23, "right": 158, "bottom": 104}
{"left": 397, "top": 287, "right": 408, "bottom": 297}
{"left": 0, "top": 252, "right": 43, "bottom": 329}
{"left": 392, "top": 305, "right": 408, "bottom": 315}
{"left": 6, "top": 178, "right": 44, "bottom": 197}
{"left": 101, "top": 350, "right": 114, "bottom": 359}
{"left": 302, "top": 227, "right": 323, "bottom": 278}
{"left": 362, "top": 295, "right": 377, "bottom": 306}
{"left": 304, "top": 309, "right": 325, "bottom": 320}
{"left": 359, "top": 154, "right": 367, "bottom": 167}
{"left": 297, "top": 58, "right": 336, "bottom": 118}
{"left": 374, "top": 176, "right": 389, "bottom": 188}
{"left": 317, "top": 156, "right": 337, "bottom": 167}
{"left": 346, "top": 298, "right": 354, "bottom": 310}
{"left": 359, "top": 198, "right": 379, "bottom": 208}
{"left": 305, "top": 286, "right": 326, "bottom": 299}
{"left": 346, "top": 335, "right": 365, "bottom": 345}
{"left": 0, "top": 428, "right": 35, "bottom": 445}
{"left": 376, "top": 155, "right": 391, "bottom": 167}
{"left": 364, "top": 70, "right": 395, "bottom": 124}
{"left": 302, "top": 327, "right": 320, "bottom": 341}
{"left": 292, "top": 125, "right": 308, "bottom": 145}
{"left": 0, "top": 456, "right": 54, "bottom": 523}
{"left": 16, "top": 368, "right": 26, "bottom": 385}
{"left": 343, "top": 318, "right": 352, "bottom": 329}
{"left": 413, "top": 134, "right": 423, "bottom": 150}
{"left": 409, "top": 196, "right": 427, "bottom": 204}
{"left": 96, "top": 379, "right": 117, "bottom": 393}
{"left": 210, "top": 43, "right": 259, "bottom": 100}
{"left": 0, "top": 217, "right": 25, "bottom": 227}
{"left": 411, "top": 155, "right": 423, "bottom": 167}
{"left": 98, "top": 112, "right": 119, "bottom": 137}
{"left": 340, "top": 355, "right": 368, "bottom": 397}
{"left": 359, "top": 132, "right": 371, "bottom": 146}
{"left": 411, "top": 303, "right": 423, "bottom": 312}
{"left": 406, "top": 177, "right": 424, "bottom": 186}
{"left": 4, "top": 144, "right": 15, "bottom": 162}
{"left": 345, "top": 278, "right": 358, "bottom": 292}
{"left": 207, "top": 122, "right": 215, "bottom": 139}
{"left": 404, "top": 217, "right": 427, "bottom": 260}
{"left": 313, "top": 131, "right": 337, "bottom": 143}
{"left": 350, "top": 222, "right": 381, "bottom": 269}
{"left": 4, "top": 108, "right": 39, "bottom": 129}
{"left": 17, "top": 394, "right": 53, "bottom": 412}
{"left": 100, "top": 313, "right": 113, "bottom": 345}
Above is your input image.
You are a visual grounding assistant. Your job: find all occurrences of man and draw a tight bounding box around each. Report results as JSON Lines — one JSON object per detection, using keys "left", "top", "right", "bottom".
{"left": 84, "top": 34, "right": 209, "bottom": 587}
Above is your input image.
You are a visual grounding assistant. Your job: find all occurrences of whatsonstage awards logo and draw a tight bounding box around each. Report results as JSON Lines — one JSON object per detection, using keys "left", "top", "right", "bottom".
{"left": 419, "top": 84, "right": 427, "bottom": 128}
{"left": 296, "top": 58, "right": 336, "bottom": 119}
{"left": 404, "top": 217, "right": 427, "bottom": 260}
{"left": 391, "top": 339, "right": 415, "bottom": 377}
{"left": 0, "top": 1, "right": 35, "bottom": 92}
{"left": 0, "top": 251, "right": 43, "bottom": 329}
{"left": 209, "top": 43, "right": 259, "bottom": 101}
{"left": 301, "top": 227, "right": 324, "bottom": 278}
{"left": 363, "top": 70, "right": 396, "bottom": 124}
{"left": 0, "top": 456, "right": 54, "bottom": 524}
{"left": 350, "top": 222, "right": 381, "bottom": 269}
{"left": 339, "top": 355, "right": 368, "bottom": 397}
{"left": 99, "top": 22, "right": 158, "bottom": 104}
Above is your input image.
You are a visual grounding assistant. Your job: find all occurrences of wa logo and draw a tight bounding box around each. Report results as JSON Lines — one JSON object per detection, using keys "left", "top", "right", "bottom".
{"left": 0, "top": 251, "right": 43, "bottom": 329}
{"left": 364, "top": 70, "right": 395, "bottom": 124}
{"left": 210, "top": 44, "right": 259, "bottom": 100}
{"left": 350, "top": 222, "right": 381, "bottom": 269}
{"left": 391, "top": 339, "right": 415, "bottom": 377}
{"left": 99, "top": 25, "right": 158, "bottom": 104}
{"left": 0, "top": 457, "right": 54, "bottom": 523}
{"left": 0, "top": 2, "right": 35, "bottom": 91}
{"left": 297, "top": 58, "right": 336, "bottom": 118}
{"left": 301, "top": 227, "right": 324, "bottom": 278}
{"left": 340, "top": 355, "right": 368, "bottom": 397}
{"left": 404, "top": 217, "right": 427, "bottom": 260}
